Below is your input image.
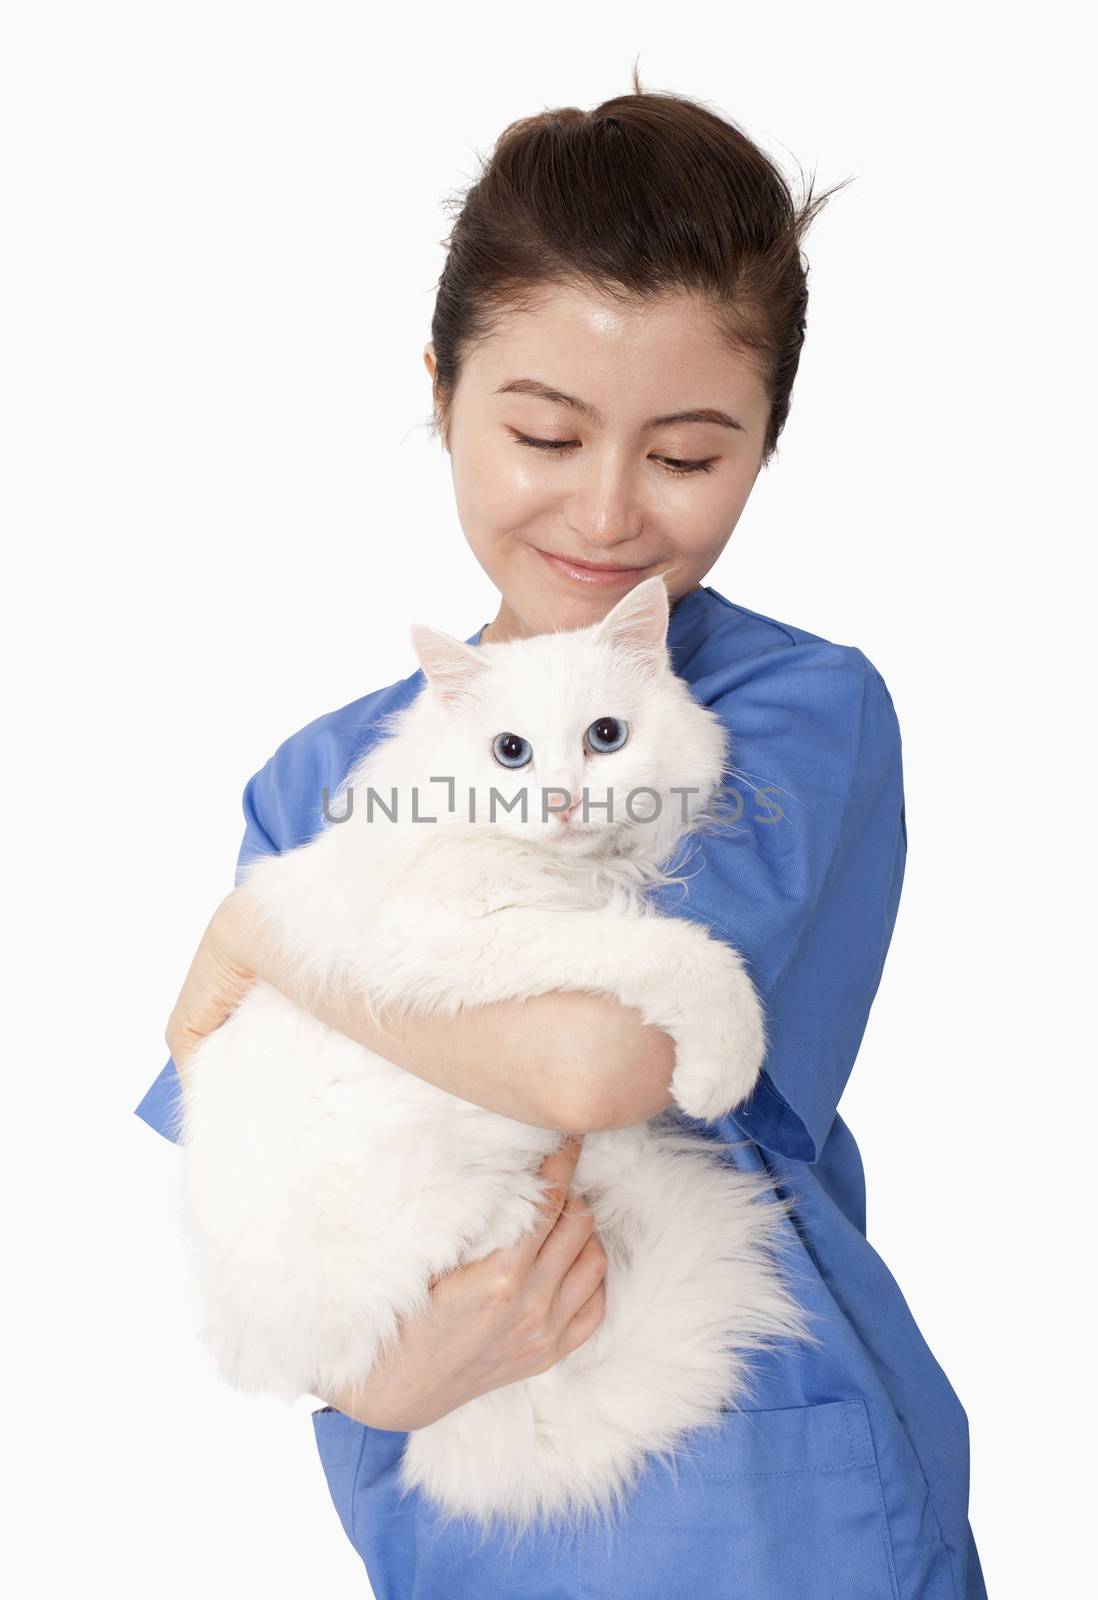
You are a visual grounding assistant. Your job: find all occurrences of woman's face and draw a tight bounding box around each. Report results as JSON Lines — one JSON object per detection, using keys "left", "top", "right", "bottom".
{"left": 423, "top": 283, "right": 772, "bottom": 643}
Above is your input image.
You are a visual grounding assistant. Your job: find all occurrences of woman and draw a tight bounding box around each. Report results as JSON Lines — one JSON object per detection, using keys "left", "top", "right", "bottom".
{"left": 135, "top": 82, "right": 987, "bottom": 1599}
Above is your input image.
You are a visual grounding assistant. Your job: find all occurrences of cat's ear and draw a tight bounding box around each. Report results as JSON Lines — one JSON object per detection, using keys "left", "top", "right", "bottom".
{"left": 410, "top": 624, "right": 491, "bottom": 711}
{"left": 593, "top": 574, "right": 671, "bottom": 669}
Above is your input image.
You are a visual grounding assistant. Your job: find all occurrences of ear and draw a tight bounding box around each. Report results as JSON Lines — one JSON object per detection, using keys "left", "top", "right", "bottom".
{"left": 410, "top": 623, "right": 491, "bottom": 711}
{"left": 593, "top": 574, "right": 671, "bottom": 667}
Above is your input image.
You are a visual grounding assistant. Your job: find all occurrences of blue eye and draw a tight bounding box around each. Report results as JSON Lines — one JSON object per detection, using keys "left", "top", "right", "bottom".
{"left": 493, "top": 731, "right": 533, "bottom": 769}
{"left": 586, "top": 717, "right": 628, "bottom": 754}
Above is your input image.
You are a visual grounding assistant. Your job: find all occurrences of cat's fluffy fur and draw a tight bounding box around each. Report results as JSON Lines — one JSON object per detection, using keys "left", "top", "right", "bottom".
{"left": 178, "top": 575, "right": 809, "bottom": 1540}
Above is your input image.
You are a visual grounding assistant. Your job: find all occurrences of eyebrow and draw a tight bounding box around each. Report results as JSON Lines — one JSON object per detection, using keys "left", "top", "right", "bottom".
{"left": 494, "top": 377, "right": 745, "bottom": 433}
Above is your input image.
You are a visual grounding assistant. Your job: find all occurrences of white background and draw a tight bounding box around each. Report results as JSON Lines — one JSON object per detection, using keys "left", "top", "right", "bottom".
{"left": 2, "top": 3, "right": 1090, "bottom": 1594}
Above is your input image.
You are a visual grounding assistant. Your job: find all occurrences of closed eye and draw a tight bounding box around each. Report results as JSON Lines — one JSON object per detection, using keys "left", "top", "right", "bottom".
{"left": 509, "top": 430, "right": 718, "bottom": 478}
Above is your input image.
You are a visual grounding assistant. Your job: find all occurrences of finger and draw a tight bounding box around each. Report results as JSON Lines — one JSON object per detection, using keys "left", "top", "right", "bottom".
{"left": 531, "top": 1186, "right": 596, "bottom": 1289}
{"left": 509, "top": 1137, "right": 584, "bottom": 1265}
{"left": 553, "top": 1234, "right": 608, "bottom": 1327}
{"left": 557, "top": 1279, "right": 607, "bottom": 1359}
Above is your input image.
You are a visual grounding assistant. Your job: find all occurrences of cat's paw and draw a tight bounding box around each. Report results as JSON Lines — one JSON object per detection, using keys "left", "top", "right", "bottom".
{"left": 667, "top": 946, "right": 768, "bottom": 1122}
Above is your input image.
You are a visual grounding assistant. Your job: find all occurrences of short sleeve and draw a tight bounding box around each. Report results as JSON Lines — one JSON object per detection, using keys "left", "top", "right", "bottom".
{"left": 132, "top": 761, "right": 285, "bottom": 1145}
{"left": 650, "top": 648, "right": 906, "bottom": 1164}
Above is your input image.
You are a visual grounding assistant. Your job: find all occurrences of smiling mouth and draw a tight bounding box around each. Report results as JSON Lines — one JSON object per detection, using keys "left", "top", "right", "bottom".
{"left": 533, "top": 547, "right": 655, "bottom": 587}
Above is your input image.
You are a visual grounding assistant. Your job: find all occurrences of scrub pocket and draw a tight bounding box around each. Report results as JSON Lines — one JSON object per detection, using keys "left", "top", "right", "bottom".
{"left": 577, "top": 1398, "right": 900, "bottom": 1600}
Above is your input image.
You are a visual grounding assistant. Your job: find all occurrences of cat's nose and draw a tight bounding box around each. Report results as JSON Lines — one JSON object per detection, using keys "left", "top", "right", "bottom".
{"left": 556, "top": 795, "right": 584, "bottom": 824}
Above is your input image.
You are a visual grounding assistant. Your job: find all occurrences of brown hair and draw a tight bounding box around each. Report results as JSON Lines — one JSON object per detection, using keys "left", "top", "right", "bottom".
{"left": 427, "top": 66, "right": 850, "bottom": 465}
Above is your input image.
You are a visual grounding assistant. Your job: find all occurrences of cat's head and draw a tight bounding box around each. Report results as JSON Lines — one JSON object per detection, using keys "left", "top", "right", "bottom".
{"left": 407, "top": 576, "right": 729, "bottom": 866}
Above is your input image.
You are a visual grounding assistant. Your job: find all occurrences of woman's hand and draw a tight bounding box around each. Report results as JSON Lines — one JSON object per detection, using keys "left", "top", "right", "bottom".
{"left": 165, "top": 890, "right": 258, "bottom": 1075}
{"left": 321, "top": 1136, "right": 608, "bottom": 1432}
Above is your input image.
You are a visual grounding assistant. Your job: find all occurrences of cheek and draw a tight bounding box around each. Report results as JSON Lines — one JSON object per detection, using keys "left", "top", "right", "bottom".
{"left": 661, "top": 471, "right": 752, "bottom": 553}
{"left": 453, "top": 434, "right": 556, "bottom": 542}
{"left": 581, "top": 754, "right": 636, "bottom": 813}
{"left": 477, "top": 761, "right": 536, "bottom": 817}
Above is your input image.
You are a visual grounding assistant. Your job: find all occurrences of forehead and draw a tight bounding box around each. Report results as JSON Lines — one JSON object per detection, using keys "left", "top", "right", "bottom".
{"left": 465, "top": 284, "right": 770, "bottom": 425}
{"left": 475, "top": 633, "right": 650, "bottom": 728}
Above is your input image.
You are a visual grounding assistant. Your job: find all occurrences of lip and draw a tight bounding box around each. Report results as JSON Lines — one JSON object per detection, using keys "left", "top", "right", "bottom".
{"left": 533, "top": 546, "right": 653, "bottom": 588}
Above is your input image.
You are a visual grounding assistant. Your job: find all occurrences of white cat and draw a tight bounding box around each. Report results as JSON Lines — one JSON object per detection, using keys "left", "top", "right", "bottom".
{"left": 178, "top": 574, "right": 810, "bottom": 1540}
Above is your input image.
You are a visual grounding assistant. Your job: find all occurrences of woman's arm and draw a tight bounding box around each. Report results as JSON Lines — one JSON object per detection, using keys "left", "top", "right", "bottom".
{"left": 166, "top": 890, "right": 676, "bottom": 1134}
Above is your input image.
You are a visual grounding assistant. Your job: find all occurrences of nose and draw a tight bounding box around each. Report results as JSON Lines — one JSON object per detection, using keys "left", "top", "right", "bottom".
{"left": 547, "top": 789, "right": 584, "bottom": 824}
{"left": 565, "top": 450, "right": 644, "bottom": 551}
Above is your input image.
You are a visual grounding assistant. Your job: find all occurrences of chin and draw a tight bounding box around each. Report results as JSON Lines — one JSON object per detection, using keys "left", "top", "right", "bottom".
{"left": 546, "top": 825, "right": 618, "bottom": 855}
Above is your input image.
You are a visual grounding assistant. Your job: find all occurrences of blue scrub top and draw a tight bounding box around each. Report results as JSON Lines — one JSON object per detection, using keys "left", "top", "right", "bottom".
{"left": 135, "top": 585, "right": 988, "bottom": 1599}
